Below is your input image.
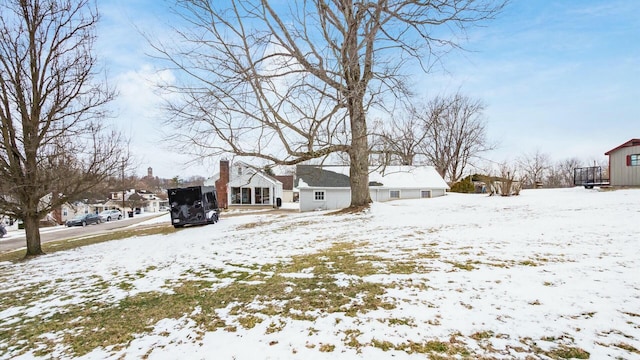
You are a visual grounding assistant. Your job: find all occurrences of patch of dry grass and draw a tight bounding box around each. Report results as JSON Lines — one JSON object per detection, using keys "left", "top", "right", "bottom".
{"left": 0, "top": 242, "right": 399, "bottom": 358}
{"left": 0, "top": 226, "right": 602, "bottom": 360}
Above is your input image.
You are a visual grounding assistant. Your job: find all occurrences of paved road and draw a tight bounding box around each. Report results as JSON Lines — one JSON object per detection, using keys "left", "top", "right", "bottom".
{"left": 0, "top": 214, "right": 168, "bottom": 253}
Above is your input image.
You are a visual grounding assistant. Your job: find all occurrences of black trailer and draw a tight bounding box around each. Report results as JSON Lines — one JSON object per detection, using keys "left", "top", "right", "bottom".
{"left": 573, "top": 166, "right": 610, "bottom": 189}
{"left": 167, "top": 186, "right": 219, "bottom": 228}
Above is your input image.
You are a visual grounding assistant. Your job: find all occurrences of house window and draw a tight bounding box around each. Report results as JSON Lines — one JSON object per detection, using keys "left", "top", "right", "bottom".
{"left": 231, "top": 187, "right": 252, "bottom": 204}
{"left": 255, "top": 187, "right": 270, "bottom": 204}
{"left": 62, "top": 208, "right": 68, "bottom": 216}
{"left": 389, "top": 190, "right": 400, "bottom": 199}
{"left": 237, "top": 166, "right": 243, "bottom": 176}
{"left": 231, "top": 187, "right": 240, "bottom": 204}
{"left": 314, "top": 190, "right": 325, "bottom": 201}
{"left": 630, "top": 154, "right": 640, "bottom": 166}
{"left": 421, "top": 190, "right": 431, "bottom": 198}
{"left": 242, "top": 188, "right": 251, "bottom": 204}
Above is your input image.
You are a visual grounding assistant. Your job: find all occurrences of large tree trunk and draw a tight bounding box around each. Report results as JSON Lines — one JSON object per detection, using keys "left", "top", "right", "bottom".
{"left": 24, "top": 215, "right": 44, "bottom": 257}
{"left": 348, "top": 99, "right": 371, "bottom": 208}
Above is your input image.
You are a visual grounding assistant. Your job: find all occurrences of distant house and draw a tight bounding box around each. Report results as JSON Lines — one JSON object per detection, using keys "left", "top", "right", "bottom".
{"left": 274, "top": 175, "right": 294, "bottom": 203}
{"left": 40, "top": 193, "right": 94, "bottom": 224}
{"left": 45, "top": 188, "right": 166, "bottom": 225}
{"left": 103, "top": 189, "right": 166, "bottom": 215}
{"left": 57, "top": 201, "right": 94, "bottom": 224}
{"left": 210, "top": 160, "right": 284, "bottom": 209}
{"left": 295, "top": 165, "right": 449, "bottom": 212}
{"left": 605, "top": 138, "right": 640, "bottom": 186}
{"left": 137, "top": 190, "right": 166, "bottom": 213}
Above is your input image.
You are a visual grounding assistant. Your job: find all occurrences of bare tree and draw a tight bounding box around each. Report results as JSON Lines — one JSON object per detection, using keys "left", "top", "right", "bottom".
{"left": 474, "top": 161, "right": 524, "bottom": 196}
{"left": 0, "top": 0, "right": 128, "bottom": 256}
{"left": 517, "top": 150, "right": 551, "bottom": 188}
{"left": 556, "top": 157, "right": 582, "bottom": 187}
{"left": 408, "top": 93, "right": 493, "bottom": 183}
{"left": 544, "top": 157, "right": 596, "bottom": 188}
{"left": 544, "top": 163, "right": 564, "bottom": 188}
{"left": 152, "top": 0, "right": 505, "bottom": 209}
{"left": 369, "top": 114, "right": 429, "bottom": 166}
{"left": 182, "top": 175, "right": 206, "bottom": 187}
{"left": 126, "top": 193, "right": 148, "bottom": 214}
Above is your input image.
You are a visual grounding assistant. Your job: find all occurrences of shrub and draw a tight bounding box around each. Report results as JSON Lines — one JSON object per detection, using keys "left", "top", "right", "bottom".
{"left": 450, "top": 176, "right": 475, "bottom": 193}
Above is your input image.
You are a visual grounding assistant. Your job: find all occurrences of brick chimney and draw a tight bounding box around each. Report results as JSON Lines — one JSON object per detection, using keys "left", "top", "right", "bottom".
{"left": 215, "top": 160, "right": 229, "bottom": 209}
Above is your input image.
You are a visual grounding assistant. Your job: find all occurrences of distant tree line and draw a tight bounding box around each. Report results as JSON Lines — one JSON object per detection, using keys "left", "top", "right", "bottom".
{"left": 514, "top": 150, "right": 606, "bottom": 189}
{"left": 75, "top": 173, "right": 207, "bottom": 202}
{"left": 450, "top": 150, "right": 607, "bottom": 193}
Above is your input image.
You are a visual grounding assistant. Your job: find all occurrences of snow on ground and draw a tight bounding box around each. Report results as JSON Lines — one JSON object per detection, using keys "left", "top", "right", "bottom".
{"left": 0, "top": 187, "right": 639, "bottom": 359}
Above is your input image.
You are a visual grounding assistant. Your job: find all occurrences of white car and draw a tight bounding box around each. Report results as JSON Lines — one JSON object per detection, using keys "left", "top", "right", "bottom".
{"left": 99, "top": 209, "right": 122, "bottom": 222}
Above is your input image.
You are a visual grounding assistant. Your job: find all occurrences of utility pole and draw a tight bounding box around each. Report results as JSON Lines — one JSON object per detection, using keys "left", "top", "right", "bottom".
{"left": 121, "top": 159, "right": 126, "bottom": 215}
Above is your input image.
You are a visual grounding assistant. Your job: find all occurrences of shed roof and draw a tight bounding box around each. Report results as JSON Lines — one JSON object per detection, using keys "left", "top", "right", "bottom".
{"left": 605, "top": 138, "right": 640, "bottom": 155}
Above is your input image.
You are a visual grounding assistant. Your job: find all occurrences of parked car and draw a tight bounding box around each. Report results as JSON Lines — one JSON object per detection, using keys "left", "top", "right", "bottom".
{"left": 99, "top": 209, "right": 122, "bottom": 222}
{"left": 66, "top": 213, "right": 102, "bottom": 227}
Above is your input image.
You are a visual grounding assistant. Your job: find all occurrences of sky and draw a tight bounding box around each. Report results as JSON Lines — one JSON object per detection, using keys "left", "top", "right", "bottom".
{"left": 1, "top": 187, "right": 639, "bottom": 358}
{"left": 95, "top": 0, "right": 640, "bottom": 179}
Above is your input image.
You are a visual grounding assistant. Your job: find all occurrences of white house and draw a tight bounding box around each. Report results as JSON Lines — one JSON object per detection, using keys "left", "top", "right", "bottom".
{"left": 40, "top": 193, "right": 95, "bottom": 224}
{"left": 60, "top": 202, "right": 93, "bottom": 221}
{"left": 137, "top": 190, "right": 166, "bottom": 213}
{"left": 100, "top": 189, "right": 167, "bottom": 216}
{"left": 208, "top": 160, "right": 284, "bottom": 209}
{"left": 295, "top": 165, "right": 449, "bottom": 212}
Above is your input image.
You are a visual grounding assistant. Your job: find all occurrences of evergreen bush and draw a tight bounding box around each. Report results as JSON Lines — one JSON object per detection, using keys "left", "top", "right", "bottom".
{"left": 450, "top": 176, "right": 475, "bottom": 193}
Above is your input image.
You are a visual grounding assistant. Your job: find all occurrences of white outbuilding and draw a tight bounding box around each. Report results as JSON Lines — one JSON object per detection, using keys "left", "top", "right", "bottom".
{"left": 295, "top": 165, "right": 449, "bottom": 212}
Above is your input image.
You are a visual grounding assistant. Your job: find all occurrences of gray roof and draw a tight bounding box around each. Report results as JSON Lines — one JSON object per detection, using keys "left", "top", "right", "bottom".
{"left": 295, "top": 165, "right": 351, "bottom": 188}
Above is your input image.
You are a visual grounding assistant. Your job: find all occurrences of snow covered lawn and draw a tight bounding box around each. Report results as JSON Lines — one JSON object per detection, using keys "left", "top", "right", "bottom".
{"left": 0, "top": 187, "right": 638, "bottom": 359}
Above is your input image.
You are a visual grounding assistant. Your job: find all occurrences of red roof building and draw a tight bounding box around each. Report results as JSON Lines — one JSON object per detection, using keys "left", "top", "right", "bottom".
{"left": 605, "top": 139, "right": 640, "bottom": 186}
